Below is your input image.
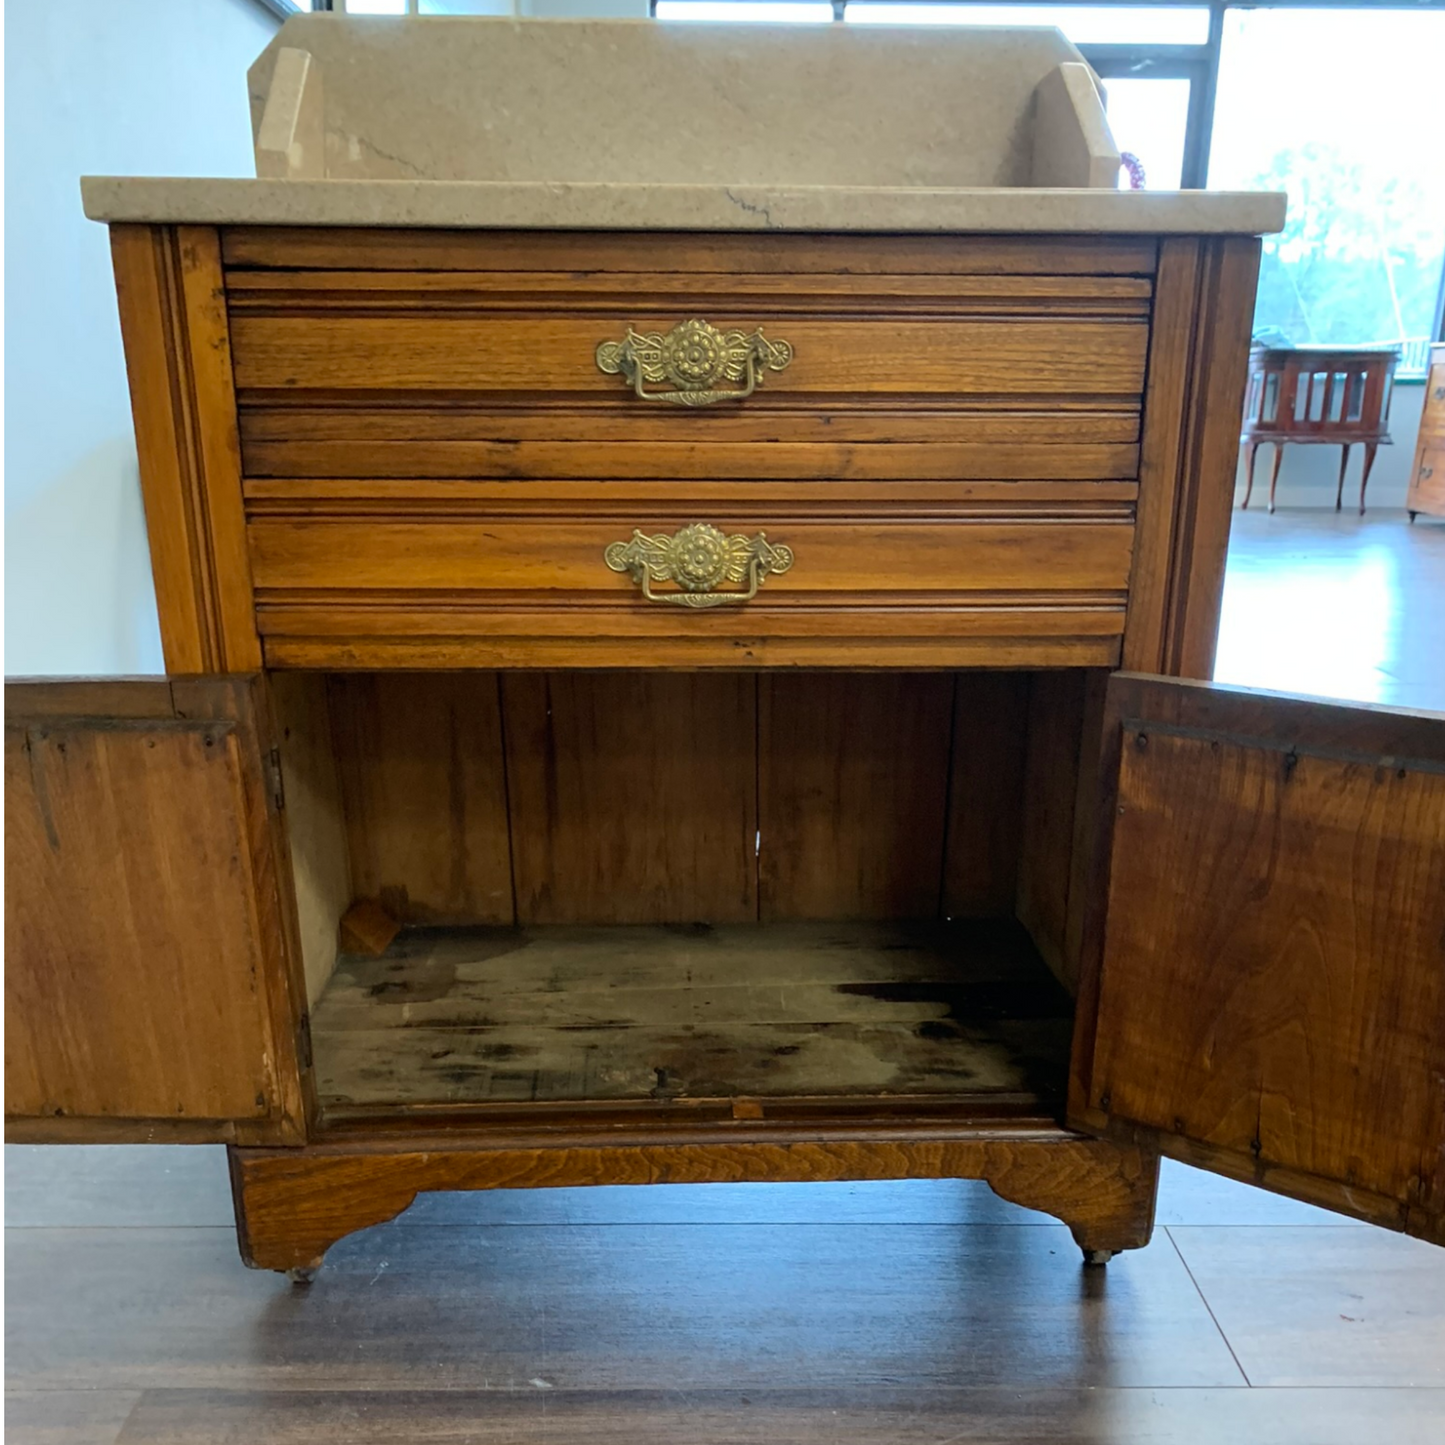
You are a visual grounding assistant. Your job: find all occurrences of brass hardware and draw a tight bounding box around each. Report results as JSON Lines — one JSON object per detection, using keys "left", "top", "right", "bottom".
{"left": 595, "top": 318, "right": 793, "bottom": 406}
{"left": 604, "top": 523, "right": 793, "bottom": 608}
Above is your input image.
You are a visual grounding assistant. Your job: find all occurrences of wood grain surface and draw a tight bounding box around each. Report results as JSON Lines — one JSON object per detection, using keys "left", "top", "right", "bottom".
{"left": 1161, "top": 238, "right": 1264, "bottom": 678}
{"left": 502, "top": 672, "right": 757, "bottom": 925}
{"left": 759, "top": 673, "right": 955, "bottom": 920}
{"left": 229, "top": 1132, "right": 1159, "bottom": 1272}
{"left": 239, "top": 406, "right": 1141, "bottom": 482}
{"left": 215, "top": 227, "right": 1163, "bottom": 667}
{"left": 101, "top": 224, "right": 1260, "bottom": 674}
{"left": 1073, "top": 675, "right": 1445, "bottom": 1245}
{"left": 328, "top": 673, "right": 515, "bottom": 926}
{"left": 110, "top": 225, "right": 259, "bottom": 673}
{"left": 307, "top": 671, "right": 1046, "bottom": 933}
{"left": 4, "top": 678, "right": 306, "bottom": 1143}
{"left": 941, "top": 672, "right": 1031, "bottom": 918}
{"left": 230, "top": 314, "right": 1148, "bottom": 398}
{"left": 219, "top": 227, "right": 1162, "bottom": 277}
{"left": 245, "top": 509, "right": 1137, "bottom": 595}
{"left": 1015, "top": 670, "right": 1088, "bottom": 990}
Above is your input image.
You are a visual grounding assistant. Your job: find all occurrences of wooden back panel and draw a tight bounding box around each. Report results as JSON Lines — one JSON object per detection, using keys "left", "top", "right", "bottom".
{"left": 317, "top": 670, "right": 1035, "bottom": 931}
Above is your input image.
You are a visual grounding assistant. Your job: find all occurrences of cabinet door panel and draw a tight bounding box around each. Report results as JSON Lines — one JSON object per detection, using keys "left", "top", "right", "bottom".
{"left": 1071, "top": 675, "right": 1445, "bottom": 1245}
{"left": 5, "top": 677, "right": 308, "bottom": 1143}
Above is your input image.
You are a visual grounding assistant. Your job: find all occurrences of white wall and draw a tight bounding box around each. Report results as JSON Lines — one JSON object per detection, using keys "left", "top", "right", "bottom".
{"left": 1233, "top": 382, "right": 1426, "bottom": 512}
{"left": 4, "top": 0, "right": 279, "bottom": 676}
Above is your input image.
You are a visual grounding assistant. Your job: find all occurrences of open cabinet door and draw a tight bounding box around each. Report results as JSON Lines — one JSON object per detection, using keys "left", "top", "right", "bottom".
{"left": 1070, "top": 675, "right": 1445, "bottom": 1246}
{"left": 5, "top": 677, "right": 310, "bottom": 1144}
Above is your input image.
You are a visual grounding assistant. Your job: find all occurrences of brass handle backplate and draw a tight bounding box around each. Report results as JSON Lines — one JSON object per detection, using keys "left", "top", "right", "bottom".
{"left": 595, "top": 319, "right": 793, "bottom": 406}
{"left": 604, "top": 523, "right": 794, "bottom": 608}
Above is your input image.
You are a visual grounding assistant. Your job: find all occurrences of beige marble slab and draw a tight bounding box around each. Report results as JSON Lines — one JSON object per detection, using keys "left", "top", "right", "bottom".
{"left": 81, "top": 176, "right": 1285, "bottom": 234}
{"left": 248, "top": 17, "right": 1080, "bottom": 189}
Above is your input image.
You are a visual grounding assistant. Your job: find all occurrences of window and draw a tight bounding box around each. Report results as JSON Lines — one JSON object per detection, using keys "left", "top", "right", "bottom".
{"left": 1208, "top": 7, "right": 1445, "bottom": 370}
{"left": 649, "top": 0, "right": 1445, "bottom": 372}
{"left": 845, "top": 4, "right": 1210, "bottom": 45}
{"left": 1097, "top": 75, "right": 1191, "bottom": 191}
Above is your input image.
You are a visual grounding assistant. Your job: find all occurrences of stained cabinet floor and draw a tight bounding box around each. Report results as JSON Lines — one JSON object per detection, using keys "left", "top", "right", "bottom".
{"left": 311, "top": 920, "right": 1072, "bottom": 1110}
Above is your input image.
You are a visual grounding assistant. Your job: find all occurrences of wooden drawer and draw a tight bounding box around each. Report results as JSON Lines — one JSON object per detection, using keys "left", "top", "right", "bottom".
{"left": 228, "top": 298, "right": 1150, "bottom": 397}
{"left": 225, "top": 231, "right": 1150, "bottom": 485}
{"left": 245, "top": 498, "right": 1135, "bottom": 669}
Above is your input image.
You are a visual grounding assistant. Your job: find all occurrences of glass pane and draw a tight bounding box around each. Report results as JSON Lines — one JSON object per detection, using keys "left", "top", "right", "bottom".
{"left": 342, "top": 0, "right": 409, "bottom": 13}
{"left": 656, "top": 2, "right": 835, "bottom": 21}
{"left": 1210, "top": 8, "right": 1445, "bottom": 372}
{"left": 1103, "top": 76, "right": 1189, "bottom": 191}
{"left": 845, "top": 4, "right": 1211, "bottom": 46}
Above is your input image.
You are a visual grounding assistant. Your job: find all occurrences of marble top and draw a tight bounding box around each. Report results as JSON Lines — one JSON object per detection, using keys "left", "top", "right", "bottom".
{"left": 81, "top": 18, "right": 1284, "bottom": 236}
{"left": 246, "top": 17, "right": 1083, "bottom": 190}
{"left": 81, "top": 177, "right": 1285, "bottom": 235}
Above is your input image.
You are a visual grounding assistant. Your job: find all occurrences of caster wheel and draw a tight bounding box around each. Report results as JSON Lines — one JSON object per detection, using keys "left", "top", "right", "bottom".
{"left": 1082, "top": 1249, "right": 1115, "bottom": 1267}
{"left": 286, "top": 1266, "right": 318, "bottom": 1286}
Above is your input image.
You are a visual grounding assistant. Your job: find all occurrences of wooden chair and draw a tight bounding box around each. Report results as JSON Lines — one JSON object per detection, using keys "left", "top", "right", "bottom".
{"left": 1240, "top": 346, "right": 1397, "bottom": 513}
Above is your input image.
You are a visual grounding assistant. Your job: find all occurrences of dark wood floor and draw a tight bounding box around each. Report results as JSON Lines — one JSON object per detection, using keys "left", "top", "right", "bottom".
{"left": 7, "top": 508, "right": 1445, "bottom": 1444}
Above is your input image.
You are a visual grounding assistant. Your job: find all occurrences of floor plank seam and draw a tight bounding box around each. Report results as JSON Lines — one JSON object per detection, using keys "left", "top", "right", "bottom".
{"left": 1165, "top": 1224, "right": 1254, "bottom": 1387}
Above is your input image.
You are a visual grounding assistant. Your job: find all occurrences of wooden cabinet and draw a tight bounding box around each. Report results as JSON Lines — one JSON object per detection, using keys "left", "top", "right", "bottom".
{"left": 7, "top": 223, "right": 1443, "bottom": 1276}
{"left": 1407, "top": 342, "right": 1445, "bottom": 521}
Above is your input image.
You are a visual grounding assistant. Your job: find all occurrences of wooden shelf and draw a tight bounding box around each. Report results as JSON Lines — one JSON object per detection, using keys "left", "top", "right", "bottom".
{"left": 311, "top": 919, "right": 1073, "bottom": 1114}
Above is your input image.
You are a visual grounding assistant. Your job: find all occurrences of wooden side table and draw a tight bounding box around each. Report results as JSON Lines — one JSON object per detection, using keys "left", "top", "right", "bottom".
{"left": 1240, "top": 345, "right": 1398, "bottom": 513}
{"left": 1407, "top": 342, "right": 1445, "bottom": 522}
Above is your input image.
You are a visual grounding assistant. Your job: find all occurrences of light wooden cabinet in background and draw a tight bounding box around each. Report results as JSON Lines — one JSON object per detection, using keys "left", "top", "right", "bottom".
{"left": 1408, "top": 342, "right": 1445, "bottom": 521}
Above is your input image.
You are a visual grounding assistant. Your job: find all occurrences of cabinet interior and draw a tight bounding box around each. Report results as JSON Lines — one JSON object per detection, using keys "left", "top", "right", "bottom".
{"left": 272, "top": 669, "right": 1106, "bottom": 1125}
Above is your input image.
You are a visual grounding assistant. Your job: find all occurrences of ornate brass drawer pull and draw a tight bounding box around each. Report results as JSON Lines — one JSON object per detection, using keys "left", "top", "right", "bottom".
{"left": 604, "top": 523, "right": 794, "bottom": 608}
{"left": 595, "top": 319, "right": 793, "bottom": 406}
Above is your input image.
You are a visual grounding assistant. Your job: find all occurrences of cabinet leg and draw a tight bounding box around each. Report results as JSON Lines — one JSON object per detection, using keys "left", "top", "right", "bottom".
{"left": 981, "top": 1139, "right": 1159, "bottom": 1257}
{"left": 228, "top": 1145, "right": 423, "bottom": 1275}
{"left": 229, "top": 1133, "right": 1161, "bottom": 1275}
